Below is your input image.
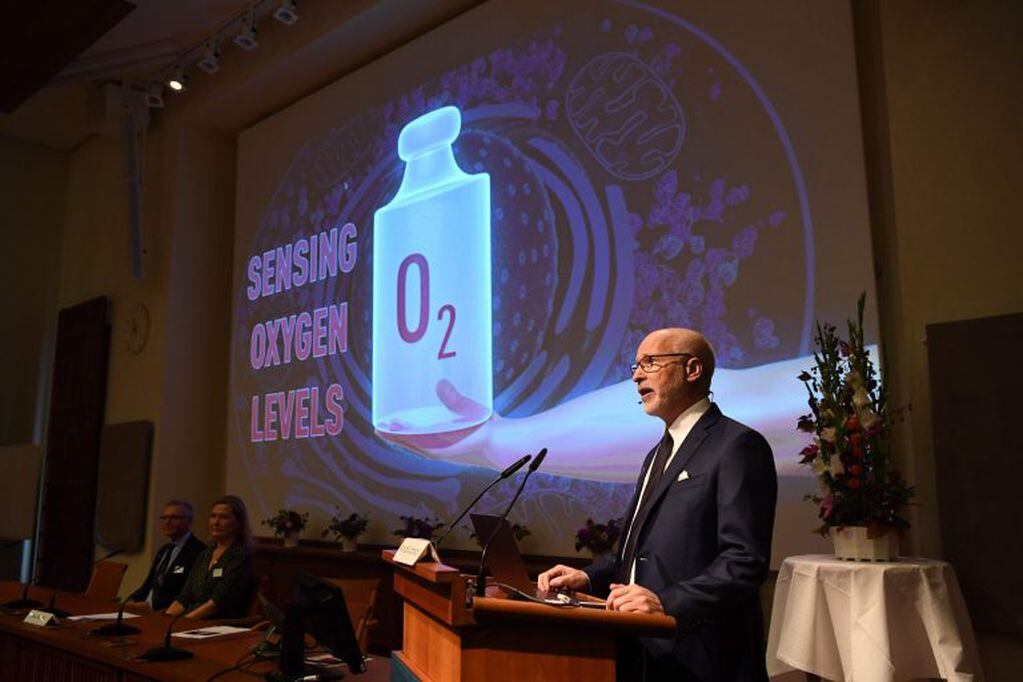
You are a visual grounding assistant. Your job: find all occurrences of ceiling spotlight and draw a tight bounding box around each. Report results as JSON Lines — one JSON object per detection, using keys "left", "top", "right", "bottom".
{"left": 273, "top": 0, "right": 299, "bottom": 25}
{"left": 167, "top": 65, "right": 188, "bottom": 92}
{"left": 233, "top": 11, "right": 259, "bottom": 51}
{"left": 197, "top": 40, "right": 220, "bottom": 74}
{"left": 145, "top": 83, "right": 164, "bottom": 109}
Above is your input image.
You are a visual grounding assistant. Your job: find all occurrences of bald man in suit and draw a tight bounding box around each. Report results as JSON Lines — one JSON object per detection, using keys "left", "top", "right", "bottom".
{"left": 540, "top": 328, "right": 777, "bottom": 681}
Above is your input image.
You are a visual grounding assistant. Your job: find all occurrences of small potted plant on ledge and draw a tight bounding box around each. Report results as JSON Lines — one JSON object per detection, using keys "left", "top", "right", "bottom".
{"left": 262, "top": 509, "right": 309, "bottom": 548}
{"left": 393, "top": 515, "right": 444, "bottom": 543}
{"left": 323, "top": 509, "right": 369, "bottom": 552}
{"left": 797, "top": 293, "right": 915, "bottom": 561}
{"left": 575, "top": 517, "right": 623, "bottom": 559}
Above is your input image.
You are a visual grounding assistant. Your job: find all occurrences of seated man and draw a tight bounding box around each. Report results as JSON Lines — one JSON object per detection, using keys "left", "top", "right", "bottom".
{"left": 125, "top": 500, "right": 206, "bottom": 611}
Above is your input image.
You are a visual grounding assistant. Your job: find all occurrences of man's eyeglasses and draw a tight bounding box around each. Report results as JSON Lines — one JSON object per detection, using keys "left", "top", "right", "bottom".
{"left": 630, "top": 353, "right": 693, "bottom": 374}
{"left": 160, "top": 515, "right": 187, "bottom": 521}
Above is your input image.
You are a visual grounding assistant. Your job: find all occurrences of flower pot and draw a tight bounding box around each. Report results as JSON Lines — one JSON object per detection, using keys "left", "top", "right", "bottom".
{"left": 283, "top": 530, "right": 300, "bottom": 548}
{"left": 831, "top": 526, "right": 898, "bottom": 561}
{"left": 339, "top": 537, "right": 358, "bottom": 553}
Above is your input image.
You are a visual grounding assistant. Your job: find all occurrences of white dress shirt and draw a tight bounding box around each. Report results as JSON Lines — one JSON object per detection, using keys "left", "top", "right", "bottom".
{"left": 622, "top": 397, "right": 711, "bottom": 584}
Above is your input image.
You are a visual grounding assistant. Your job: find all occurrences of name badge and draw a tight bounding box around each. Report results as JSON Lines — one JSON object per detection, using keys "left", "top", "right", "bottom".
{"left": 212, "top": 568, "right": 223, "bottom": 578}
{"left": 173, "top": 566, "right": 185, "bottom": 574}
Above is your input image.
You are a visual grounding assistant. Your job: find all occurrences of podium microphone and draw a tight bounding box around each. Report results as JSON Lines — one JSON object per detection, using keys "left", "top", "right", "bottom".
{"left": 475, "top": 448, "right": 547, "bottom": 597}
{"left": 434, "top": 454, "right": 532, "bottom": 548}
{"left": 2, "top": 580, "right": 42, "bottom": 610}
{"left": 92, "top": 598, "right": 141, "bottom": 636}
{"left": 139, "top": 610, "right": 193, "bottom": 662}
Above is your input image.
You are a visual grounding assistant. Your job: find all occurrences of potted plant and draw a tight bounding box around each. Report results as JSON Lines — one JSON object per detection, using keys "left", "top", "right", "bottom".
{"left": 323, "top": 510, "right": 369, "bottom": 552}
{"left": 575, "top": 517, "right": 623, "bottom": 558}
{"left": 393, "top": 515, "right": 444, "bottom": 542}
{"left": 797, "top": 294, "right": 915, "bottom": 560}
{"left": 261, "top": 509, "right": 308, "bottom": 548}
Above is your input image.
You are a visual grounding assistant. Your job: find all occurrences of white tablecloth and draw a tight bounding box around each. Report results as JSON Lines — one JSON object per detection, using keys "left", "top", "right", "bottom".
{"left": 766, "top": 555, "right": 983, "bottom": 681}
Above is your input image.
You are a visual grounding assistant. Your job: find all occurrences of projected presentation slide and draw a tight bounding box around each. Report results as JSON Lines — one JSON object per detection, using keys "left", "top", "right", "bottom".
{"left": 229, "top": 0, "right": 877, "bottom": 558}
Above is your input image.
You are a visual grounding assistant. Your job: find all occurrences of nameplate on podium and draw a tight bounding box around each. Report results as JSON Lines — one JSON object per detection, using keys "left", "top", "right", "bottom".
{"left": 394, "top": 538, "right": 440, "bottom": 566}
{"left": 24, "top": 609, "right": 58, "bottom": 627}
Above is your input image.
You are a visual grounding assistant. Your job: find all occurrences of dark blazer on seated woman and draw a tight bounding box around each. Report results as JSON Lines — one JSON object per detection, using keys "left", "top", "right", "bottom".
{"left": 173, "top": 541, "right": 255, "bottom": 618}
{"left": 166, "top": 494, "right": 257, "bottom": 620}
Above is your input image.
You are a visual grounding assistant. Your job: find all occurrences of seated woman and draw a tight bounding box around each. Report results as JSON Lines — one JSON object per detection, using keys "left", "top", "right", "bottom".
{"left": 165, "top": 494, "right": 256, "bottom": 619}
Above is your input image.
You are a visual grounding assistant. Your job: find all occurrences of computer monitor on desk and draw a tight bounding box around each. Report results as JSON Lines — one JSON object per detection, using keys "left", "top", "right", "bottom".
{"left": 278, "top": 569, "right": 365, "bottom": 679}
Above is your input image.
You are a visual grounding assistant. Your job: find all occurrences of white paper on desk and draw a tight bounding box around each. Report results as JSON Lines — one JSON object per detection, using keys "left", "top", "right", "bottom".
{"left": 67, "top": 612, "right": 142, "bottom": 622}
{"left": 173, "top": 625, "right": 251, "bottom": 639}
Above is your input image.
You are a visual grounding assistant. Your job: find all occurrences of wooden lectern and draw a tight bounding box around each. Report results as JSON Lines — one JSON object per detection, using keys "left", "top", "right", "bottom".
{"left": 383, "top": 550, "right": 675, "bottom": 681}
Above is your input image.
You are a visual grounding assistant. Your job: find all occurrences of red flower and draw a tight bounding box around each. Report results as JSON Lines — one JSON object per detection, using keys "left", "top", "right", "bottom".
{"left": 846, "top": 477, "right": 861, "bottom": 489}
{"left": 849, "top": 464, "right": 863, "bottom": 476}
{"left": 852, "top": 446, "right": 865, "bottom": 459}
{"left": 848, "top": 432, "right": 863, "bottom": 446}
{"left": 844, "top": 416, "right": 860, "bottom": 432}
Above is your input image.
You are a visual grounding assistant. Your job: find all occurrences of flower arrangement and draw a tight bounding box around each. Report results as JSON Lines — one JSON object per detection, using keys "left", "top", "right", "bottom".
{"left": 393, "top": 515, "right": 444, "bottom": 541}
{"left": 575, "top": 517, "right": 623, "bottom": 554}
{"left": 797, "top": 294, "right": 914, "bottom": 538}
{"left": 323, "top": 510, "right": 369, "bottom": 542}
{"left": 261, "top": 509, "right": 308, "bottom": 537}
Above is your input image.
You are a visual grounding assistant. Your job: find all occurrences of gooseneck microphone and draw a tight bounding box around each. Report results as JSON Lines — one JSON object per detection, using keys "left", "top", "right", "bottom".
{"left": 475, "top": 448, "right": 547, "bottom": 597}
{"left": 139, "top": 610, "right": 193, "bottom": 662}
{"left": 41, "top": 589, "right": 71, "bottom": 619}
{"left": 434, "top": 454, "right": 532, "bottom": 548}
{"left": 92, "top": 598, "right": 141, "bottom": 636}
{"left": 2, "top": 580, "right": 42, "bottom": 610}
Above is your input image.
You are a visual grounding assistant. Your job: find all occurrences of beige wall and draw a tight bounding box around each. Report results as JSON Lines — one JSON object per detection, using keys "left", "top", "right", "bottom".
{"left": 0, "top": 137, "right": 66, "bottom": 446}
{"left": 869, "top": 0, "right": 1023, "bottom": 558}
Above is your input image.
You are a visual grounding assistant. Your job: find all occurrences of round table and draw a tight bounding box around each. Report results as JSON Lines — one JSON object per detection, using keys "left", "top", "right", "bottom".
{"left": 766, "top": 554, "right": 983, "bottom": 681}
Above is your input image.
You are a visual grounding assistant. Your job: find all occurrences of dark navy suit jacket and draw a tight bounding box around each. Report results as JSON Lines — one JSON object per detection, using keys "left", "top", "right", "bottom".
{"left": 585, "top": 403, "right": 777, "bottom": 681}
{"left": 128, "top": 533, "right": 206, "bottom": 611}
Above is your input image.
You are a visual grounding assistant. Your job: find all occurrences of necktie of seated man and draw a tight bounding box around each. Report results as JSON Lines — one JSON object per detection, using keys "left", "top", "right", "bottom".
{"left": 620, "top": 430, "right": 674, "bottom": 581}
{"left": 154, "top": 543, "right": 174, "bottom": 587}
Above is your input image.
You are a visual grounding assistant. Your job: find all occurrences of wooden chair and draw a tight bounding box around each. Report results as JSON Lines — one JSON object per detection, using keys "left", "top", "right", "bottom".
{"left": 85, "top": 560, "right": 128, "bottom": 601}
{"left": 327, "top": 577, "right": 381, "bottom": 652}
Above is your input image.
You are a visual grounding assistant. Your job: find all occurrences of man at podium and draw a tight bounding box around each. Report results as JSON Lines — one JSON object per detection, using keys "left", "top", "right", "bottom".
{"left": 539, "top": 327, "right": 777, "bottom": 681}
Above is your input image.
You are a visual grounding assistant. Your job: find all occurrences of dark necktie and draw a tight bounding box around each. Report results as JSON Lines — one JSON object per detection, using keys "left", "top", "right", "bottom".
{"left": 620, "top": 430, "right": 674, "bottom": 579}
{"left": 154, "top": 544, "right": 174, "bottom": 585}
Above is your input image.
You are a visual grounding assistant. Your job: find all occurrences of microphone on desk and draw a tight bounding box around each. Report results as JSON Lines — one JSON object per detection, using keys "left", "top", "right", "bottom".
{"left": 2, "top": 580, "right": 43, "bottom": 610}
{"left": 41, "top": 589, "right": 71, "bottom": 619}
{"left": 138, "top": 610, "right": 194, "bottom": 662}
{"left": 92, "top": 598, "right": 141, "bottom": 636}
{"left": 475, "top": 448, "right": 547, "bottom": 597}
{"left": 434, "top": 453, "right": 532, "bottom": 549}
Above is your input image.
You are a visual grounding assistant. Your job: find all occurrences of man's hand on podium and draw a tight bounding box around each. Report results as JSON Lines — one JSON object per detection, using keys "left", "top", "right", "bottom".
{"left": 537, "top": 565, "right": 590, "bottom": 593}
{"left": 607, "top": 583, "right": 664, "bottom": 615}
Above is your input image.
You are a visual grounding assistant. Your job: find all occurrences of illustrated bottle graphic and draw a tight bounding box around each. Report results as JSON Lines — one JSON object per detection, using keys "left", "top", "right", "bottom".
{"left": 372, "top": 106, "right": 493, "bottom": 434}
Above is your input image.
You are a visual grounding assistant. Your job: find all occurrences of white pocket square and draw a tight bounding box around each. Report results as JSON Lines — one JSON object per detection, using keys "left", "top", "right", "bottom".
{"left": 677, "top": 470, "right": 690, "bottom": 482}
